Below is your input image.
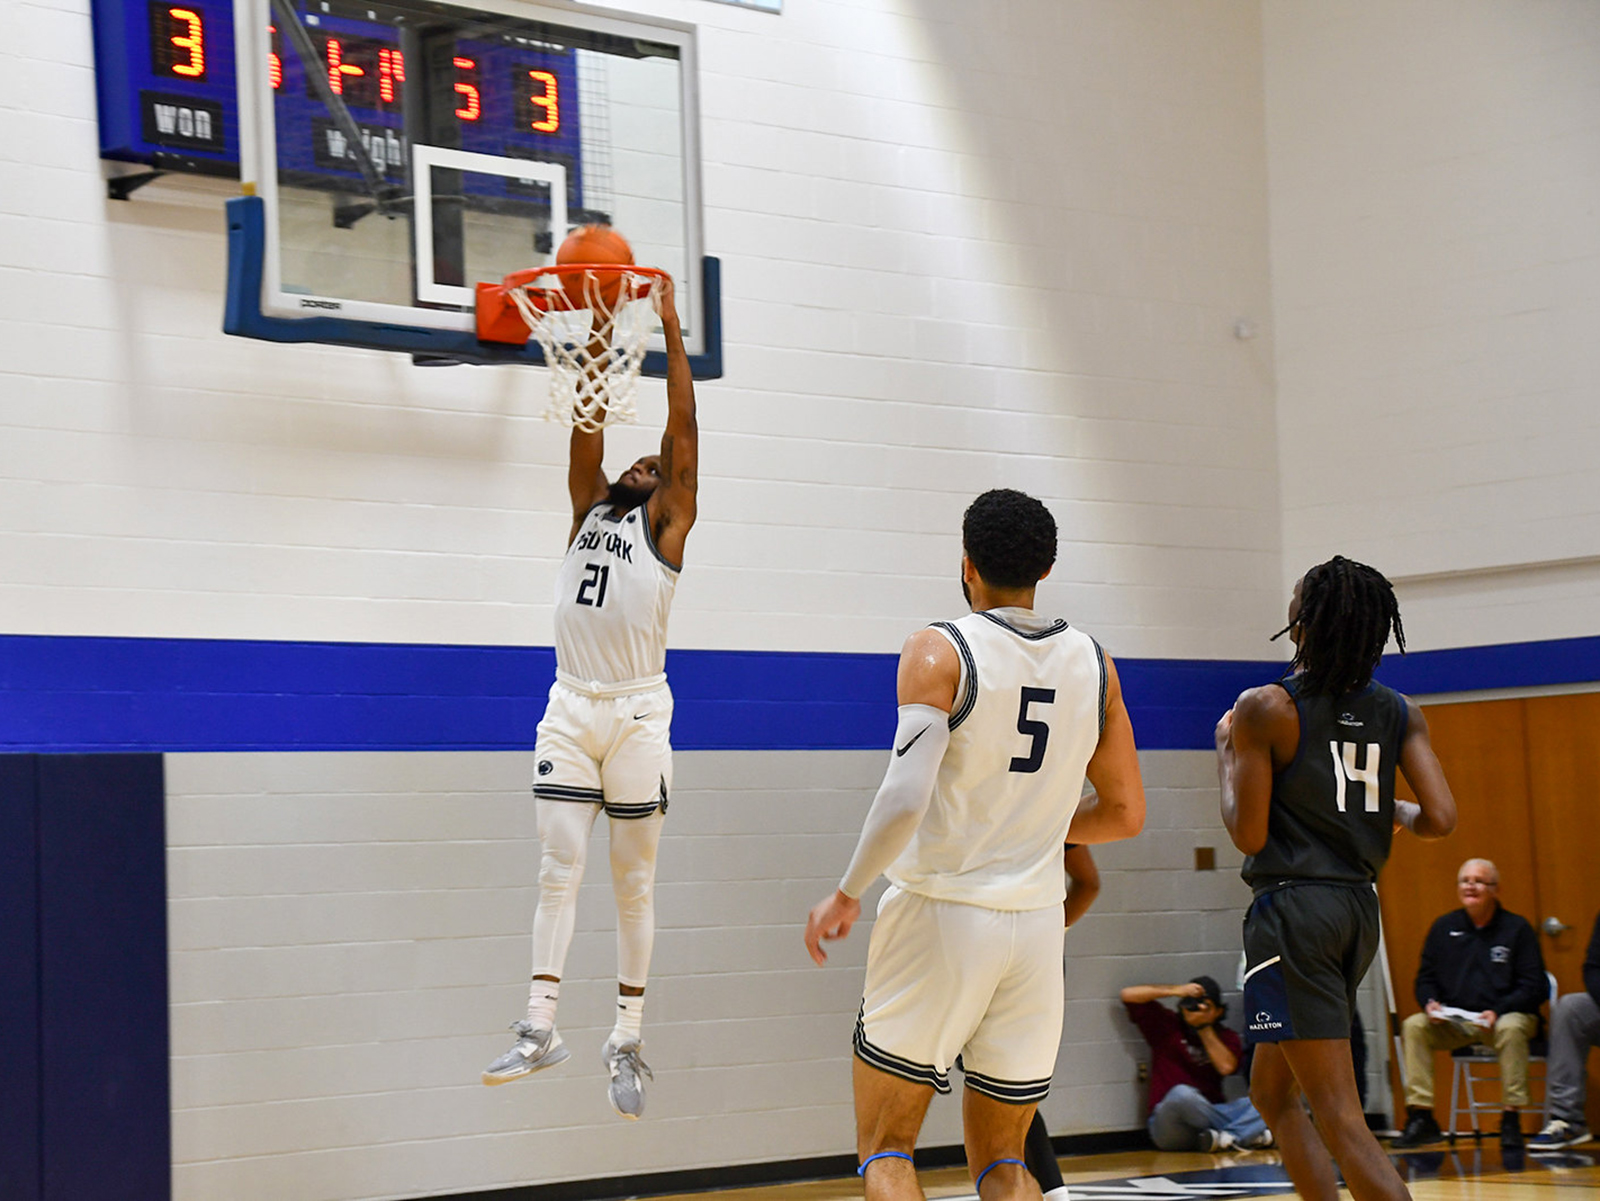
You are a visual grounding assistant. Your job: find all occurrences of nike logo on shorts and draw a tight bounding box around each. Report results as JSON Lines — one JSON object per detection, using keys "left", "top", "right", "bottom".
{"left": 895, "top": 725, "right": 931, "bottom": 756}
{"left": 633, "top": 713, "right": 650, "bottom": 721}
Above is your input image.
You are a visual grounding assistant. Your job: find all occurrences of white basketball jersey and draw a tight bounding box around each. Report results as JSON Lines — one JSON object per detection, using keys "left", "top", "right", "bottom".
{"left": 886, "top": 607, "right": 1106, "bottom": 911}
{"left": 553, "top": 502, "right": 679, "bottom": 685}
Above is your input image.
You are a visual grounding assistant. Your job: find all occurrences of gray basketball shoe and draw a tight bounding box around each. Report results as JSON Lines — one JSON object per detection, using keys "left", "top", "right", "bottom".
{"left": 602, "top": 1037, "right": 653, "bottom": 1119}
{"left": 481, "top": 1022, "right": 569, "bottom": 1085}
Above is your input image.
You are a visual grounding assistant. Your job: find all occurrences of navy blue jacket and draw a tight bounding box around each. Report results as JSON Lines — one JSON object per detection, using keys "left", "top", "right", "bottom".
{"left": 1414, "top": 904, "right": 1547, "bottom": 1016}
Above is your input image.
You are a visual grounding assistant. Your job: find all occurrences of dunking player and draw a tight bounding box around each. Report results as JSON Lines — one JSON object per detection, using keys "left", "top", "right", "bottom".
{"left": 805, "top": 489, "right": 1146, "bottom": 1201}
{"left": 483, "top": 277, "right": 697, "bottom": 1120}
{"left": 1217, "top": 557, "right": 1457, "bottom": 1201}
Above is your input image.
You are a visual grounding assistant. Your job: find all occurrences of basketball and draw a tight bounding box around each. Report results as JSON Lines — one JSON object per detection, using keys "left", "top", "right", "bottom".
{"left": 556, "top": 224, "right": 633, "bottom": 310}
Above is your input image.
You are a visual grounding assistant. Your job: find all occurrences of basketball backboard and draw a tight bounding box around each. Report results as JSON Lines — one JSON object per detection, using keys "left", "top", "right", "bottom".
{"left": 224, "top": 0, "right": 719, "bottom": 375}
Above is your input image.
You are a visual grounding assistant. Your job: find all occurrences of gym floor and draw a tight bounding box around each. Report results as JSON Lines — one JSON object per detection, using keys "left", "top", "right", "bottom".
{"left": 648, "top": 1144, "right": 1600, "bottom": 1201}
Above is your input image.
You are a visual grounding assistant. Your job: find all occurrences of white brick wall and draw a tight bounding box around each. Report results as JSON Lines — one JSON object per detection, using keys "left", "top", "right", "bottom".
{"left": 166, "top": 748, "right": 1250, "bottom": 1199}
{"left": 0, "top": 0, "right": 1282, "bottom": 658}
{"left": 1264, "top": 0, "right": 1600, "bottom": 648}
{"left": 23, "top": 0, "right": 1579, "bottom": 1196}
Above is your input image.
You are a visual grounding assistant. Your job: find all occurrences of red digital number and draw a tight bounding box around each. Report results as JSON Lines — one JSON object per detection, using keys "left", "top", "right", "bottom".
{"left": 166, "top": 7, "right": 204, "bottom": 77}
{"left": 267, "top": 24, "right": 282, "bottom": 89}
{"left": 453, "top": 56, "right": 480, "bottom": 120}
{"left": 326, "top": 38, "right": 364, "bottom": 95}
{"left": 379, "top": 47, "right": 405, "bottom": 103}
{"left": 526, "top": 69, "right": 558, "bottom": 133}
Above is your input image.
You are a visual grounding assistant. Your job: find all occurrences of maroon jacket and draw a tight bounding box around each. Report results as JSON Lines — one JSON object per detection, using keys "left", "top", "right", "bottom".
{"left": 1124, "top": 1000, "right": 1242, "bottom": 1113}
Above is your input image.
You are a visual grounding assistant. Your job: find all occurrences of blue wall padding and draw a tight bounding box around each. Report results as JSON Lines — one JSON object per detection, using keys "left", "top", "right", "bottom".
{"left": 2, "top": 632, "right": 1595, "bottom": 754}
{"left": 37, "top": 755, "right": 170, "bottom": 1201}
{"left": 0, "top": 754, "right": 169, "bottom": 1201}
{"left": 0, "top": 757, "right": 42, "bottom": 1201}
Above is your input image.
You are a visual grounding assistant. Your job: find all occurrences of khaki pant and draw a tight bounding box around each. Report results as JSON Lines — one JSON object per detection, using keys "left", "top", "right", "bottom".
{"left": 1401, "top": 1010, "right": 1540, "bottom": 1109}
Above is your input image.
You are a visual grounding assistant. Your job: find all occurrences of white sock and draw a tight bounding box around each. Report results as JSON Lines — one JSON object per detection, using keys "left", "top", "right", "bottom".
{"left": 1044, "top": 1188, "right": 1072, "bottom": 1201}
{"left": 526, "top": 980, "right": 559, "bottom": 1030}
{"left": 611, "top": 992, "right": 644, "bottom": 1045}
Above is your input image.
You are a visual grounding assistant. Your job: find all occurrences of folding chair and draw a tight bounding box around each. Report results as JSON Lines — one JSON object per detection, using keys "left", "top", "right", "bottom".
{"left": 1447, "top": 972, "right": 1557, "bottom": 1140}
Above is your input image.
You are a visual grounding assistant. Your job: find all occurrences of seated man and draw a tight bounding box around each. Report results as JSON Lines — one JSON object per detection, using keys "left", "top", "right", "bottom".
{"left": 1120, "top": 976, "right": 1271, "bottom": 1152}
{"left": 1393, "top": 858, "right": 1548, "bottom": 1150}
{"left": 1529, "top": 907, "right": 1600, "bottom": 1150}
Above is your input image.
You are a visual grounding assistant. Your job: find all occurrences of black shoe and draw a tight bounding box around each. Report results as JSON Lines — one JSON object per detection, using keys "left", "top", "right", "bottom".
{"left": 1392, "top": 1110, "right": 1442, "bottom": 1148}
{"left": 1501, "top": 1110, "right": 1525, "bottom": 1151}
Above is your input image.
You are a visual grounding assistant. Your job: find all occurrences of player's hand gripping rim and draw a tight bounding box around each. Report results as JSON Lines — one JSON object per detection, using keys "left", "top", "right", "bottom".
{"left": 804, "top": 889, "right": 862, "bottom": 965}
{"left": 653, "top": 272, "right": 679, "bottom": 332}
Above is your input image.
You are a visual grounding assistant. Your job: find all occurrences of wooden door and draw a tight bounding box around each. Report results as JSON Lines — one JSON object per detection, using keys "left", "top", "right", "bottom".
{"left": 1524, "top": 692, "right": 1600, "bottom": 1129}
{"left": 1377, "top": 693, "right": 1600, "bottom": 1129}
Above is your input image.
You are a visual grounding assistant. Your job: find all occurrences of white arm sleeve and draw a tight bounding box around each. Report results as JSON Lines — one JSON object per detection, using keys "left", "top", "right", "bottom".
{"left": 838, "top": 704, "right": 950, "bottom": 900}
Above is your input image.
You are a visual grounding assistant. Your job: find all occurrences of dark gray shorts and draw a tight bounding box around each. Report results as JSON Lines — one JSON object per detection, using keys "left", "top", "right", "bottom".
{"left": 1241, "top": 882, "right": 1378, "bottom": 1044}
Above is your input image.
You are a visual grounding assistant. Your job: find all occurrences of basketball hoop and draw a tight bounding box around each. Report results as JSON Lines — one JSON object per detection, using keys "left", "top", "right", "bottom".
{"left": 476, "top": 264, "right": 670, "bottom": 432}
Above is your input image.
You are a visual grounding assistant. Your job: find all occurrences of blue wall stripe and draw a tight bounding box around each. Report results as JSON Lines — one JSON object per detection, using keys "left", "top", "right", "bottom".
{"left": 1, "top": 633, "right": 1595, "bottom": 754}
{"left": 1372, "top": 634, "right": 1600, "bottom": 697}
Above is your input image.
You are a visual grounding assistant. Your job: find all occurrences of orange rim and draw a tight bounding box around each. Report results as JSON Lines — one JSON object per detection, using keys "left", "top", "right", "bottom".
{"left": 496, "top": 264, "right": 669, "bottom": 306}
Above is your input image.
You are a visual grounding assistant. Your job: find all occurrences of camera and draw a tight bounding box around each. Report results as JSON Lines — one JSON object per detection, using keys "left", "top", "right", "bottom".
{"left": 1178, "top": 997, "right": 1208, "bottom": 1012}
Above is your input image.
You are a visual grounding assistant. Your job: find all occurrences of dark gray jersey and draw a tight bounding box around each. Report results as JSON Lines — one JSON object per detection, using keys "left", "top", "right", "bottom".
{"left": 1242, "top": 676, "right": 1409, "bottom": 894}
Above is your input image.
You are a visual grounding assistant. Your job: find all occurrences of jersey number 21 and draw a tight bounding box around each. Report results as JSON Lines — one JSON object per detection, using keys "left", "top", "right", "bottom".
{"left": 576, "top": 563, "right": 610, "bottom": 607}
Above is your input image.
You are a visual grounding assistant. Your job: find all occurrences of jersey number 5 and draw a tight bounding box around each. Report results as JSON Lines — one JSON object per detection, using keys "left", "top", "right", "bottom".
{"left": 576, "top": 563, "right": 610, "bottom": 607}
{"left": 1009, "top": 687, "right": 1056, "bottom": 774}
{"left": 1329, "top": 741, "right": 1381, "bottom": 813}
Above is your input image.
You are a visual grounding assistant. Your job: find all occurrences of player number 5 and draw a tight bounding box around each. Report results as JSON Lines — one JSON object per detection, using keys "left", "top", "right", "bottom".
{"left": 1329, "top": 740, "right": 1381, "bottom": 813}
{"left": 576, "top": 563, "right": 610, "bottom": 607}
{"left": 1009, "top": 687, "right": 1056, "bottom": 774}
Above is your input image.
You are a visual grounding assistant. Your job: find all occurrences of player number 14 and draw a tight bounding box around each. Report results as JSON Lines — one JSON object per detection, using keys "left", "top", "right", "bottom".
{"left": 1329, "top": 741, "right": 1381, "bottom": 813}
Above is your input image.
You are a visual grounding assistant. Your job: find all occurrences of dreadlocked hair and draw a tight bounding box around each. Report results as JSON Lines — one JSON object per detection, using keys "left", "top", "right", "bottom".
{"left": 1282, "top": 555, "right": 1405, "bottom": 697}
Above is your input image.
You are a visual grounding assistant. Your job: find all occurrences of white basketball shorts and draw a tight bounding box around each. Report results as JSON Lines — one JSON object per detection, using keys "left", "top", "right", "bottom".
{"left": 854, "top": 887, "right": 1064, "bottom": 1104}
{"left": 532, "top": 679, "right": 673, "bottom": 819}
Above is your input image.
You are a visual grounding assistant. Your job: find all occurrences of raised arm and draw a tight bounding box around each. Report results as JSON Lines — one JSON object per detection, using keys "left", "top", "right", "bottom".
{"left": 1067, "top": 654, "right": 1145, "bottom": 845}
{"left": 567, "top": 423, "right": 608, "bottom": 546}
{"left": 1216, "top": 684, "right": 1296, "bottom": 855}
{"left": 1392, "top": 697, "right": 1457, "bottom": 839}
{"left": 646, "top": 275, "right": 698, "bottom": 567}
{"left": 1120, "top": 982, "right": 1202, "bottom": 1005}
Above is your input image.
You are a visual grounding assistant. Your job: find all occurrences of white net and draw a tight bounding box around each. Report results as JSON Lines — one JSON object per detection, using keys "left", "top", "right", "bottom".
{"left": 506, "top": 267, "right": 666, "bottom": 433}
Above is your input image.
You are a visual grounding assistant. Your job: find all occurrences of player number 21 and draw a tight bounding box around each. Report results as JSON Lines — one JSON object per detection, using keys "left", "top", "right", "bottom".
{"left": 1329, "top": 741, "right": 1381, "bottom": 813}
{"left": 576, "top": 563, "right": 610, "bottom": 607}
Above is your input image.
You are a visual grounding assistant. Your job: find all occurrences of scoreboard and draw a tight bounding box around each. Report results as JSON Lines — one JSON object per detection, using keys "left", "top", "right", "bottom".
{"left": 92, "top": 0, "right": 586, "bottom": 211}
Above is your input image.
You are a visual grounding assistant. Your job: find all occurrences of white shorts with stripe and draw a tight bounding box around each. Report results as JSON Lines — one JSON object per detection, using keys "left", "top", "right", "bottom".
{"left": 855, "top": 886, "right": 1064, "bottom": 1104}
{"left": 532, "top": 675, "right": 672, "bottom": 819}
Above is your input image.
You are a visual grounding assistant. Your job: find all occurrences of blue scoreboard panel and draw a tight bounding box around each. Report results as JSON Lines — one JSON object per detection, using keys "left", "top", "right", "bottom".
{"left": 91, "top": 0, "right": 586, "bottom": 212}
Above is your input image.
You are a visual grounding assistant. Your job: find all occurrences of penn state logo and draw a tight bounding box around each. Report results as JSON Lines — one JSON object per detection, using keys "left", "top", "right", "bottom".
{"left": 537, "top": 760, "right": 554, "bottom": 776}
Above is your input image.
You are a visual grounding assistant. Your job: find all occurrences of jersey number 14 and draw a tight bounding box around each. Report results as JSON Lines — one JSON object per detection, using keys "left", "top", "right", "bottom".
{"left": 1329, "top": 741, "right": 1381, "bottom": 813}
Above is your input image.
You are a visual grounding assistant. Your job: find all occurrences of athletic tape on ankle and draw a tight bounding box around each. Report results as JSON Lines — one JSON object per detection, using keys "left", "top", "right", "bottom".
{"left": 974, "top": 1158, "right": 1027, "bottom": 1193}
{"left": 857, "top": 1151, "right": 913, "bottom": 1176}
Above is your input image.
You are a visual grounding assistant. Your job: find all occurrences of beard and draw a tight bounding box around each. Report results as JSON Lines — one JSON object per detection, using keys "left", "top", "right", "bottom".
{"left": 607, "top": 479, "right": 655, "bottom": 510}
{"left": 961, "top": 574, "right": 972, "bottom": 608}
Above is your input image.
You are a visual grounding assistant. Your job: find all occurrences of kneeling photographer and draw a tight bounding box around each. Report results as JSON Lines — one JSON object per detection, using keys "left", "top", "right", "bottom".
{"left": 1120, "top": 976, "right": 1273, "bottom": 1152}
